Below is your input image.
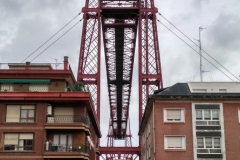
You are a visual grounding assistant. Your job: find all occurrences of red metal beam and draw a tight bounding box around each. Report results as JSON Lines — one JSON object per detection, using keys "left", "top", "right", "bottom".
{"left": 100, "top": 147, "right": 140, "bottom": 154}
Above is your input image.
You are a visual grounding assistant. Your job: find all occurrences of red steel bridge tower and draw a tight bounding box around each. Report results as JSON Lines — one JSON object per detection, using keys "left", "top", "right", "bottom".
{"left": 77, "top": 0, "right": 163, "bottom": 159}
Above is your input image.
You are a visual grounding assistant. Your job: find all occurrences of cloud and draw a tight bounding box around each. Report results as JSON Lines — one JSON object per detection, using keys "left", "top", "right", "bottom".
{"left": 208, "top": 13, "right": 240, "bottom": 50}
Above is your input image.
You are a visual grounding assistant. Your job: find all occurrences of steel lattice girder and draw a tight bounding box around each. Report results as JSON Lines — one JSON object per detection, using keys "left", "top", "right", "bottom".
{"left": 78, "top": 0, "right": 163, "bottom": 158}
{"left": 77, "top": 0, "right": 101, "bottom": 119}
{"left": 102, "top": 1, "right": 138, "bottom": 139}
{"left": 138, "top": 0, "right": 163, "bottom": 124}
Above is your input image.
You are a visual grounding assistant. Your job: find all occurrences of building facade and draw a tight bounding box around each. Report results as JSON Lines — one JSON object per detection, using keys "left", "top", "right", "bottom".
{"left": 0, "top": 57, "right": 101, "bottom": 160}
{"left": 139, "top": 82, "right": 240, "bottom": 160}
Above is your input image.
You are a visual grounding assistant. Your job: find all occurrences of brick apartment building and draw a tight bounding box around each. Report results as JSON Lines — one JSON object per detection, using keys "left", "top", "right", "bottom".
{"left": 139, "top": 82, "right": 240, "bottom": 160}
{"left": 0, "top": 57, "right": 101, "bottom": 160}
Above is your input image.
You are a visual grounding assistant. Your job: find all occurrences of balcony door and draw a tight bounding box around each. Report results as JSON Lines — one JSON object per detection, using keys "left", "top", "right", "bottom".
{"left": 53, "top": 134, "right": 72, "bottom": 151}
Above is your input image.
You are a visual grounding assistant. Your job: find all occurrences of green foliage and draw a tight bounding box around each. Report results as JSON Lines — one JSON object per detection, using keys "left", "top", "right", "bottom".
{"left": 73, "top": 81, "right": 84, "bottom": 91}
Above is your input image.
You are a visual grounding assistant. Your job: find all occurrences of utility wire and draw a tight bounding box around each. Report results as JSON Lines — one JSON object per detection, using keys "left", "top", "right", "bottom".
{"left": 21, "top": 13, "right": 81, "bottom": 63}
{"left": 30, "top": 19, "right": 82, "bottom": 62}
{"left": 158, "top": 13, "right": 240, "bottom": 81}
{"left": 156, "top": 19, "right": 236, "bottom": 82}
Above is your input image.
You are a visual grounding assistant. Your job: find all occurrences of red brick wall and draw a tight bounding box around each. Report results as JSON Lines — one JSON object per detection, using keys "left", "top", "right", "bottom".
{"left": 154, "top": 101, "right": 193, "bottom": 160}
{"left": 0, "top": 102, "right": 45, "bottom": 159}
{"left": 223, "top": 102, "right": 240, "bottom": 159}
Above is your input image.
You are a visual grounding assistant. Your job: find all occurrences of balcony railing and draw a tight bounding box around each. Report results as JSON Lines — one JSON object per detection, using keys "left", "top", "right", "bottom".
{"left": 196, "top": 120, "right": 220, "bottom": 126}
{"left": 197, "top": 148, "right": 221, "bottom": 154}
{"left": 46, "top": 115, "right": 90, "bottom": 126}
{"left": 4, "top": 145, "right": 33, "bottom": 151}
{"left": 45, "top": 144, "right": 89, "bottom": 154}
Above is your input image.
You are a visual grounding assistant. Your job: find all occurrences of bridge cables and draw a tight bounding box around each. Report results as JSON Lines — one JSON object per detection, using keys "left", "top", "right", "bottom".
{"left": 21, "top": 12, "right": 82, "bottom": 63}
{"left": 157, "top": 13, "right": 240, "bottom": 82}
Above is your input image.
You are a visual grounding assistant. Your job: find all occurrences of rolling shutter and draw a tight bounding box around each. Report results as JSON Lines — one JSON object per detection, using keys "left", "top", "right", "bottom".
{"left": 54, "top": 107, "right": 74, "bottom": 115}
{"left": 6, "top": 105, "right": 20, "bottom": 122}
{"left": 4, "top": 134, "right": 18, "bottom": 145}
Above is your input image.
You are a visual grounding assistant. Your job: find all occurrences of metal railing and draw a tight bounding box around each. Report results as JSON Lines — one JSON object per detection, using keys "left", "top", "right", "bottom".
{"left": 0, "top": 63, "right": 65, "bottom": 70}
{"left": 4, "top": 145, "right": 33, "bottom": 151}
{"left": 46, "top": 115, "right": 90, "bottom": 126}
{"left": 45, "top": 144, "right": 89, "bottom": 154}
{"left": 197, "top": 148, "right": 221, "bottom": 154}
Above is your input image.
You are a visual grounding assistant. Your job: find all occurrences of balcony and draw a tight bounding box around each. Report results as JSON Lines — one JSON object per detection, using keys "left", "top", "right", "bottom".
{"left": 46, "top": 115, "right": 90, "bottom": 126}
{"left": 45, "top": 144, "right": 89, "bottom": 153}
{"left": 44, "top": 144, "right": 90, "bottom": 159}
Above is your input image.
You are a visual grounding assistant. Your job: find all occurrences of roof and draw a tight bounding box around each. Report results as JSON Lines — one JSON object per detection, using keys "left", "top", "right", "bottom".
{"left": 153, "top": 82, "right": 240, "bottom": 98}
{"left": 139, "top": 82, "right": 240, "bottom": 135}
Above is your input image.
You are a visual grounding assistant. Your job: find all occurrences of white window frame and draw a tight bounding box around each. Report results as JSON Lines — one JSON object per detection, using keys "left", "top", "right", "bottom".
{"left": 196, "top": 109, "right": 220, "bottom": 126}
{"left": 197, "top": 137, "right": 221, "bottom": 154}
{"left": 163, "top": 108, "right": 185, "bottom": 123}
{"left": 164, "top": 135, "right": 186, "bottom": 150}
{"left": 238, "top": 109, "right": 240, "bottom": 123}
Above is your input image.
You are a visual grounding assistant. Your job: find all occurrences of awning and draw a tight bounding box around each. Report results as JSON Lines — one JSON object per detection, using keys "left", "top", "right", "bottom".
{"left": 0, "top": 79, "right": 50, "bottom": 84}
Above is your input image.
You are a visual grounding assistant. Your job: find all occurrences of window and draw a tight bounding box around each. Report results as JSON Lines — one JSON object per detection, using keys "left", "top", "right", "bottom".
{"left": 53, "top": 134, "right": 73, "bottom": 151}
{"left": 197, "top": 137, "right": 221, "bottom": 154}
{"left": 192, "top": 89, "right": 207, "bottom": 93}
{"left": 29, "top": 84, "right": 48, "bottom": 92}
{"left": 219, "top": 89, "right": 227, "bottom": 93}
{"left": 164, "top": 109, "right": 185, "bottom": 122}
{"left": 1, "top": 84, "right": 14, "bottom": 91}
{"left": 196, "top": 109, "right": 219, "bottom": 126}
{"left": 4, "top": 133, "right": 33, "bottom": 151}
{"left": 164, "top": 136, "right": 186, "bottom": 150}
{"left": 6, "top": 105, "right": 35, "bottom": 123}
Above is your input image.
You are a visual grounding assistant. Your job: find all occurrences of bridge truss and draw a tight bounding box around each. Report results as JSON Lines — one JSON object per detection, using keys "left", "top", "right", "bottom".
{"left": 77, "top": 0, "right": 163, "bottom": 159}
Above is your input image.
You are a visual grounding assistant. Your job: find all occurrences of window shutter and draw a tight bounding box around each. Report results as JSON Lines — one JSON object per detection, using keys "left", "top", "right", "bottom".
{"left": 6, "top": 105, "right": 20, "bottom": 122}
{"left": 167, "top": 109, "right": 181, "bottom": 120}
{"left": 167, "top": 137, "right": 182, "bottom": 148}
{"left": 54, "top": 107, "right": 74, "bottom": 115}
{"left": 19, "top": 133, "right": 33, "bottom": 139}
{"left": 21, "top": 105, "right": 35, "bottom": 109}
{"left": 4, "top": 134, "right": 18, "bottom": 145}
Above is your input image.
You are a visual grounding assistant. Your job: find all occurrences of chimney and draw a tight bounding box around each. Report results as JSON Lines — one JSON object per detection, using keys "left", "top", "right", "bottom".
{"left": 25, "top": 61, "right": 30, "bottom": 70}
{"left": 63, "top": 56, "right": 69, "bottom": 70}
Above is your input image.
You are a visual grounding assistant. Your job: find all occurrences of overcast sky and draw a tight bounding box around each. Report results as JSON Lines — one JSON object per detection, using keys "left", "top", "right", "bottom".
{"left": 1, "top": 0, "right": 240, "bottom": 152}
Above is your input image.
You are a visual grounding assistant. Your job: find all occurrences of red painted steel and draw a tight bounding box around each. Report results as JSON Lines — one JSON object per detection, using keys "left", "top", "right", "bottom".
{"left": 78, "top": 0, "right": 163, "bottom": 159}
{"left": 77, "top": 0, "right": 101, "bottom": 121}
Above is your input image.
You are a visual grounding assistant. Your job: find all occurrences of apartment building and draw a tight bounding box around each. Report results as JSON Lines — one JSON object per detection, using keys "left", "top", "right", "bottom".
{"left": 0, "top": 57, "right": 101, "bottom": 160}
{"left": 139, "top": 82, "right": 240, "bottom": 160}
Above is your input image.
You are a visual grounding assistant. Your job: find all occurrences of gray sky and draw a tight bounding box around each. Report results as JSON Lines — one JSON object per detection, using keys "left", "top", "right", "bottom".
{"left": 1, "top": 0, "right": 240, "bottom": 150}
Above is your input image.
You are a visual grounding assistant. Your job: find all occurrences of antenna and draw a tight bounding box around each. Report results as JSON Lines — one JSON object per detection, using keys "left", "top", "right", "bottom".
{"left": 50, "top": 57, "right": 59, "bottom": 69}
{"left": 198, "top": 26, "right": 206, "bottom": 82}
